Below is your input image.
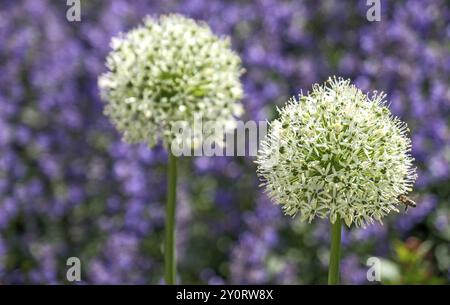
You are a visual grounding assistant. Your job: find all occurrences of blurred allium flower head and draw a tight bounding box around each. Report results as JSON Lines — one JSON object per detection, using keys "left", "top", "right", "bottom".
{"left": 256, "top": 77, "right": 417, "bottom": 227}
{"left": 98, "top": 14, "right": 244, "bottom": 148}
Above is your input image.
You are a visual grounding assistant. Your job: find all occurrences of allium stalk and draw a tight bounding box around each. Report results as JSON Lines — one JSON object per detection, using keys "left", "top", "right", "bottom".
{"left": 99, "top": 14, "right": 244, "bottom": 284}
{"left": 165, "top": 152, "right": 177, "bottom": 284}
{"left": 256, "top": 77, "right": 417, "bottom": 284}
{"left": 328, "top": 218, "right": 342, "bottom": 284}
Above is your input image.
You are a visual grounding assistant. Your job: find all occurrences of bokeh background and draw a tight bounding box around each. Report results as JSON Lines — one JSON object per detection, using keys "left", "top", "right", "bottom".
{"left": 0, "top": 0, "right": 449, "bottom": 284}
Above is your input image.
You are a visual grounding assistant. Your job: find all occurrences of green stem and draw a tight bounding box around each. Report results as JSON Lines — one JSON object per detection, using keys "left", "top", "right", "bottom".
{"left": 328, "top": 217, "right": 342, "bottom": 285}
{"left": 164, "top": 151, "right": 178, "bottom": 284}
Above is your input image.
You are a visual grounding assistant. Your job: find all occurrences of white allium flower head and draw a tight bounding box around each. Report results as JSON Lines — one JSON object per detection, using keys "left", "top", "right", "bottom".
{"left": 98, "top": 14, "right": 244, "bottom": 148}
{"left": 256, "top": 77, "right": 417, "bottom": 227}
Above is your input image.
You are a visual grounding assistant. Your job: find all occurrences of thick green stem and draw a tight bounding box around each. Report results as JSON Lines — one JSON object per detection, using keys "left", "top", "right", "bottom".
{"left": 164, "top": 152, "right": 178, "bottom": 284}
{"left": 328, "top": 218, "right": 342, "bottom": 285}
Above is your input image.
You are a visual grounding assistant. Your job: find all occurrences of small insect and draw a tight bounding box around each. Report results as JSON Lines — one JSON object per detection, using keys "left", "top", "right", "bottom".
{"left": 397, "top": 194, "right": 417, "bottom": 212}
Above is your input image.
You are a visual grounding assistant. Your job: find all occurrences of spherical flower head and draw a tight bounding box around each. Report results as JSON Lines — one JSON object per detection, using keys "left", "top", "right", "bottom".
{"left": 98, "top": 14, "right": 244, "bottom": 148}
{"left": 256, "top": 77, "right": 417, "bottom": 227}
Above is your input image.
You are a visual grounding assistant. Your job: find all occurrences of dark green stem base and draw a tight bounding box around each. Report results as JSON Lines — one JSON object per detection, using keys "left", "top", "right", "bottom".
{"left": 328, "top": 218, "right": 342, "bottom": 285}
{"left": 164, "top": 152, "right": 178, "bottom": 284}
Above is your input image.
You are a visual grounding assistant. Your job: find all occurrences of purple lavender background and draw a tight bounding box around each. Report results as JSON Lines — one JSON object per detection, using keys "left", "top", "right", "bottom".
{"left": 0, "top": 0, "right": 449, "bottom": 284}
